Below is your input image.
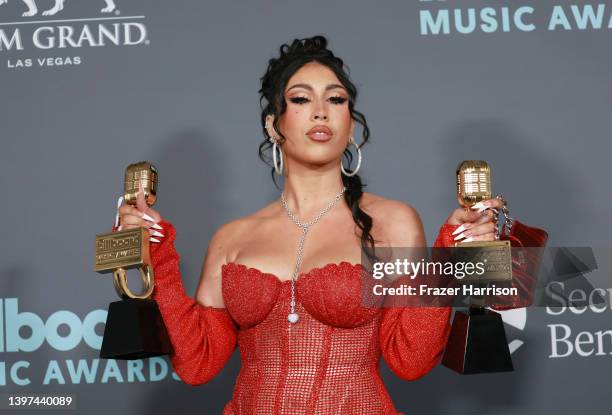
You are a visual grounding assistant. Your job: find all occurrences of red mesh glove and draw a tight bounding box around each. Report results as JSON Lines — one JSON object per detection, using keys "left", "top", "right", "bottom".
{"left": 379, "top": 223, "right": 459, "bottom": 381}
{"left": 146, "top": 220, "right": 238, "bottom": 385}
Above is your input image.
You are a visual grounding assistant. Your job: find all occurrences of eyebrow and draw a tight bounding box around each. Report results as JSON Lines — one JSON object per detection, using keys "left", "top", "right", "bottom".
{"left": 286, "top": 83, "right": 347, "bottom": 93}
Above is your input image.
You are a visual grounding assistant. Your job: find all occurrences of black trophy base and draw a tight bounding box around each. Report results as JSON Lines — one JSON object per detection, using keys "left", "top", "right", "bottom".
{"left": 100, "top": 298, "right": 173, "bottom": 360}
{"left": 442, "top": 307, "right": 514, "bottom": 374}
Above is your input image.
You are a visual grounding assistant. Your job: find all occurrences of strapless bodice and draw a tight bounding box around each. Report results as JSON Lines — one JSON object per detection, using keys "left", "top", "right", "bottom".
{"left": 220, "top": 261, "right": 401, "bottom": 415}
{"left": 221, "top": 261, "right": 383, "bottom": 329}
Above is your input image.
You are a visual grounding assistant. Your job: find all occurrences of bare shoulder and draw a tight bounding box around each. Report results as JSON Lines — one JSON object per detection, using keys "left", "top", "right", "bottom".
{"left": 360, "top": 192, "right": 426, "bottom": 246}
{"left": 196, "top": 206, "right": 273, "bottom": 307}
{"left": 207, "top": 200, "right": 277, "bottom": 260}
{"left": 361, "top": 192, "right": 420, "bottom": 221}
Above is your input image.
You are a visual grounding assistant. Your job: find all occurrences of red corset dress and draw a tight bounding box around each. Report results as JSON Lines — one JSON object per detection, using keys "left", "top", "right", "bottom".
{"left": 150, "top": 221, "right": 459, "bottom": 415}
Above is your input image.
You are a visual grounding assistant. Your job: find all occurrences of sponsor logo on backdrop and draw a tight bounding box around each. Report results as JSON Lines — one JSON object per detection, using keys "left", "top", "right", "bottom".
{"left": 0, "top": 298, "right": 180, "bottom": 386}
{"left": 497, "top": 280, "right": 612, "bottom": 359}
{"left": 546, "top": 282, "right": 612, "bottom": 358}
{"left": 2, "top": 0, "right": 117, "bottom": 17}
{"left": 419, "top": 0, "right": 612, "bottom": 35}
{"left": 496, "top": 307, "right": 527, "bottom": 354}
{"left": 0, "top": 0, "right": 149, "bottom": 70}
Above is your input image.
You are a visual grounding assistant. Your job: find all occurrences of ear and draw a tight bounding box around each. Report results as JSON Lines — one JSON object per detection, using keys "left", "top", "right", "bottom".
{"left": 265, "top": 115, "right": 276, "bottom": 139}
{"left": 349, "top": 119, "right": 355, "bottom": 142}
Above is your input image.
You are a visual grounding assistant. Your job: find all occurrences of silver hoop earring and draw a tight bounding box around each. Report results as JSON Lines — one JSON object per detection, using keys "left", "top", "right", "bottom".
{"left": 341, "top": 136, "right": 362, "bottom": 177}
{"left": 265, "top": 122, "right": 284, "bottom": 176}
{"left": 270, "top": 137, "right": 284, "bottom": 176}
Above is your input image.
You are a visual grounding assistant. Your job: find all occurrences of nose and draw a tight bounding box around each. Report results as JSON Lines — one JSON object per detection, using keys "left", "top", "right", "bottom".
{"left": 311, "top": 101, "right": 328, "bottom": 121}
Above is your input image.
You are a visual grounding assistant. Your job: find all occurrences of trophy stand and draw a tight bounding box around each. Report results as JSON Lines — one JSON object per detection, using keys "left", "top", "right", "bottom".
{"left": 94, "top": 162, "right": 173, "bottom": 360}
{"left": 442, "top": 286, "right": 513, "bottom": 374}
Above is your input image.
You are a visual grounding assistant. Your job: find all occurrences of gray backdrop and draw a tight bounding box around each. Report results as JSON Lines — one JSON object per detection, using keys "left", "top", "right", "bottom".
{"left": 1, "top": 0, "right": 610, "bottom": 414}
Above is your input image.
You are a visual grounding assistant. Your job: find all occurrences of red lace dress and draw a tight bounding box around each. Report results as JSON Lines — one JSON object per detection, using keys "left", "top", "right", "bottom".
{"left": 150, "top": 220, "right": 459, "bottom": 415}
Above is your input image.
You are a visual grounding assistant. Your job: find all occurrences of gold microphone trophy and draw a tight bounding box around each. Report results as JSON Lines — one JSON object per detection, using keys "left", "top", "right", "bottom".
{"left": 94, "top": 162, "right": 173, "bottom": 359}
{"left": 441, "top": 160, "right": 514, "bottom": 374}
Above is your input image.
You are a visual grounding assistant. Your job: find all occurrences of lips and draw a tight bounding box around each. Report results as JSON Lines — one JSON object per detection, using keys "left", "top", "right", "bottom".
{"left": 306, "top": 125, "right": 333, "bottom": 142}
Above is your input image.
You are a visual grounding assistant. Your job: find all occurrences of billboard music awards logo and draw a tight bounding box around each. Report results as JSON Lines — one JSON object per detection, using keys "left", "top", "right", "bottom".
{"left": 0, "top": 0, "right": 149, "bottom": 70}
{"left": 418, "top": 0, "right": 612, "bottom": 35}
{"left": 0, "top": 298, "right": 181, "bottom": 386}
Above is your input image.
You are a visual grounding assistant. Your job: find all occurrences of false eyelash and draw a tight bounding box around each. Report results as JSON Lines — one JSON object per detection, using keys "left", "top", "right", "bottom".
{"left": 289, "top": 97, "right": 309, "bottom": 104}
{"left": 329, "top": 96, "right": 348, "bottom": 104}
{"left": 288, "top": 96, "right": 348, "bottom": 105}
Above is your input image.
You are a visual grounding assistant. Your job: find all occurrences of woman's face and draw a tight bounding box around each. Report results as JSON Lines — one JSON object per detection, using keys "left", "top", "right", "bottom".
{"left": 267, "top": 61, "right": 354, "bottom": 171}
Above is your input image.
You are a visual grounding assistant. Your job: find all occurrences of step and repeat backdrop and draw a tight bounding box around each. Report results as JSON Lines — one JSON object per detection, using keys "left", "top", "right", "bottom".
{"left": 0, "top": 0, "right": 610, "bottom": 414}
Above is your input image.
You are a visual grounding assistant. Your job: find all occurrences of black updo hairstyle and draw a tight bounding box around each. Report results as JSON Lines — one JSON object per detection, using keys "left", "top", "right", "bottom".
{"left": 258, "top": 35, "right": 378, "bottom": 262}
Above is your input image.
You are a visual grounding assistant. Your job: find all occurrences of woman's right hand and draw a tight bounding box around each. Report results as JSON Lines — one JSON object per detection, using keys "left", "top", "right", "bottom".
{"left": 444, "top": 198, "right": 504, "bottom": 243}
{"left": 116, "top": 185, "right": 165, "bottom": 243}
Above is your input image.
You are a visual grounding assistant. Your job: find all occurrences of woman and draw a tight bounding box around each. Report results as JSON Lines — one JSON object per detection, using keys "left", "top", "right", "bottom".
{"left": 117, "top": 36, "right": 501, "bottom": 415}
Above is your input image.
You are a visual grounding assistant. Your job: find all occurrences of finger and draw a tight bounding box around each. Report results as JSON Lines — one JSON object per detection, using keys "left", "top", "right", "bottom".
{"left": 450, "top": 209, "right": 494, "bottom": 235}
{"left": 465, "top": 221, "right": 496, "bottom": 238}
{"left": 453, "top": 220, "right": 495, "bottom": 241}
{"left": 460, "top": 232, "right": 496, "bottom": 243}
{"left": 120, "top": 215, "right": 148, "bottom": 227}
{"left": 146, "top": 219, "right": 164, "bottom": 230}
{"left": 487, "top": 198, "right": 504, "bottom": 210}
{"left": 135, "top": 182, "right": 149, "bottom": 213}
{"left": 117, "top": 221, "right": 155, "bottom": 239}
{"left": 149, "top": 229, "right": 165, "bottom": 238}
{"left": 471, "top": 198, "right": 504, "bottom": 212}
{"left": 136, "top": 182, "right": 163, "bottom": 223}
{"left": 456, "top": 209, "right": 484, "bottom": 224}
{"left": 142, "top": 210, "right": 162, "bottom": 224}
{"left": 472, "top": 209, "right": 495, "bottom": 225}
{"left": 122, "top": 211, "right": 162, "bottom": 230}
{"left": 119, "top": 204, "right": 143, "bottom": 217}
{"left": 119, "top": 212, "right": 162, "bottom": 234}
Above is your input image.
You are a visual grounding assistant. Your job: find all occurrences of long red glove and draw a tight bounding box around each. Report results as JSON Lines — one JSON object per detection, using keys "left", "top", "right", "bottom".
{"left": 379, "top": 223, "right": 459, "bottom": 381}
{"left": 147, "top": 220, "right": 238, "bottom": 385}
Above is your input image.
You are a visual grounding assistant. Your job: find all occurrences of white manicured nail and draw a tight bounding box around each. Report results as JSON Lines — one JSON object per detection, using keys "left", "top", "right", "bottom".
{"left": 150, "top": 237, "right": 161, "bottom": 243}
{"left": 454, "top": 232, "right": 467, "bottom": 241}
{"left": 141, "top": 213, "right": 157, "bottom": 223}
{"left": 452, "top": 224, "right": 467, "bottom": 236}
{"left": 117, "top": 225, "right": 122, "bottom": 231}
{"left": 114, "top": 196, "right": 124, "bottom": 228}
{"left": 147, "top": 221, "right": 163, "bottom": 230}
{"left": 151, "top": 230, "right": 164, "bottom": 238}
{"left": 471, "top": 202, "right": 486, "bottom": 210}
{"left": 460, "top": 236, "right": 475, "bottom": 243}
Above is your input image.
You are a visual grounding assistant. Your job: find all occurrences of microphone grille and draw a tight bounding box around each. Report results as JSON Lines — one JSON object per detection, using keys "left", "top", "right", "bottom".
{"left": 456, "top": 160, "right": 491, "bottom": 207}
{"left": 124, "top": 161, "right": 158, "bottom": 206}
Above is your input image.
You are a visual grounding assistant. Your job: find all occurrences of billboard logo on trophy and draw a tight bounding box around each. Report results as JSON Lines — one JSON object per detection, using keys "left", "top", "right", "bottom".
{"left": 0, "top": 0, "right": 118, "bottom": 17}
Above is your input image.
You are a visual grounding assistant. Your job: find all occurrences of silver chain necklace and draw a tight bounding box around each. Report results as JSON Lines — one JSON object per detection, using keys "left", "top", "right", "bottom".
{"left": 280, "top": 186, "right": 347, "bottom": 324}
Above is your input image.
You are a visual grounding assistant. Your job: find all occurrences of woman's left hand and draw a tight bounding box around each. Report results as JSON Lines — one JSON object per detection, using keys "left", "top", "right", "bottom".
{"left": 445, "top": 198, "right": 504, "bottom": 243}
